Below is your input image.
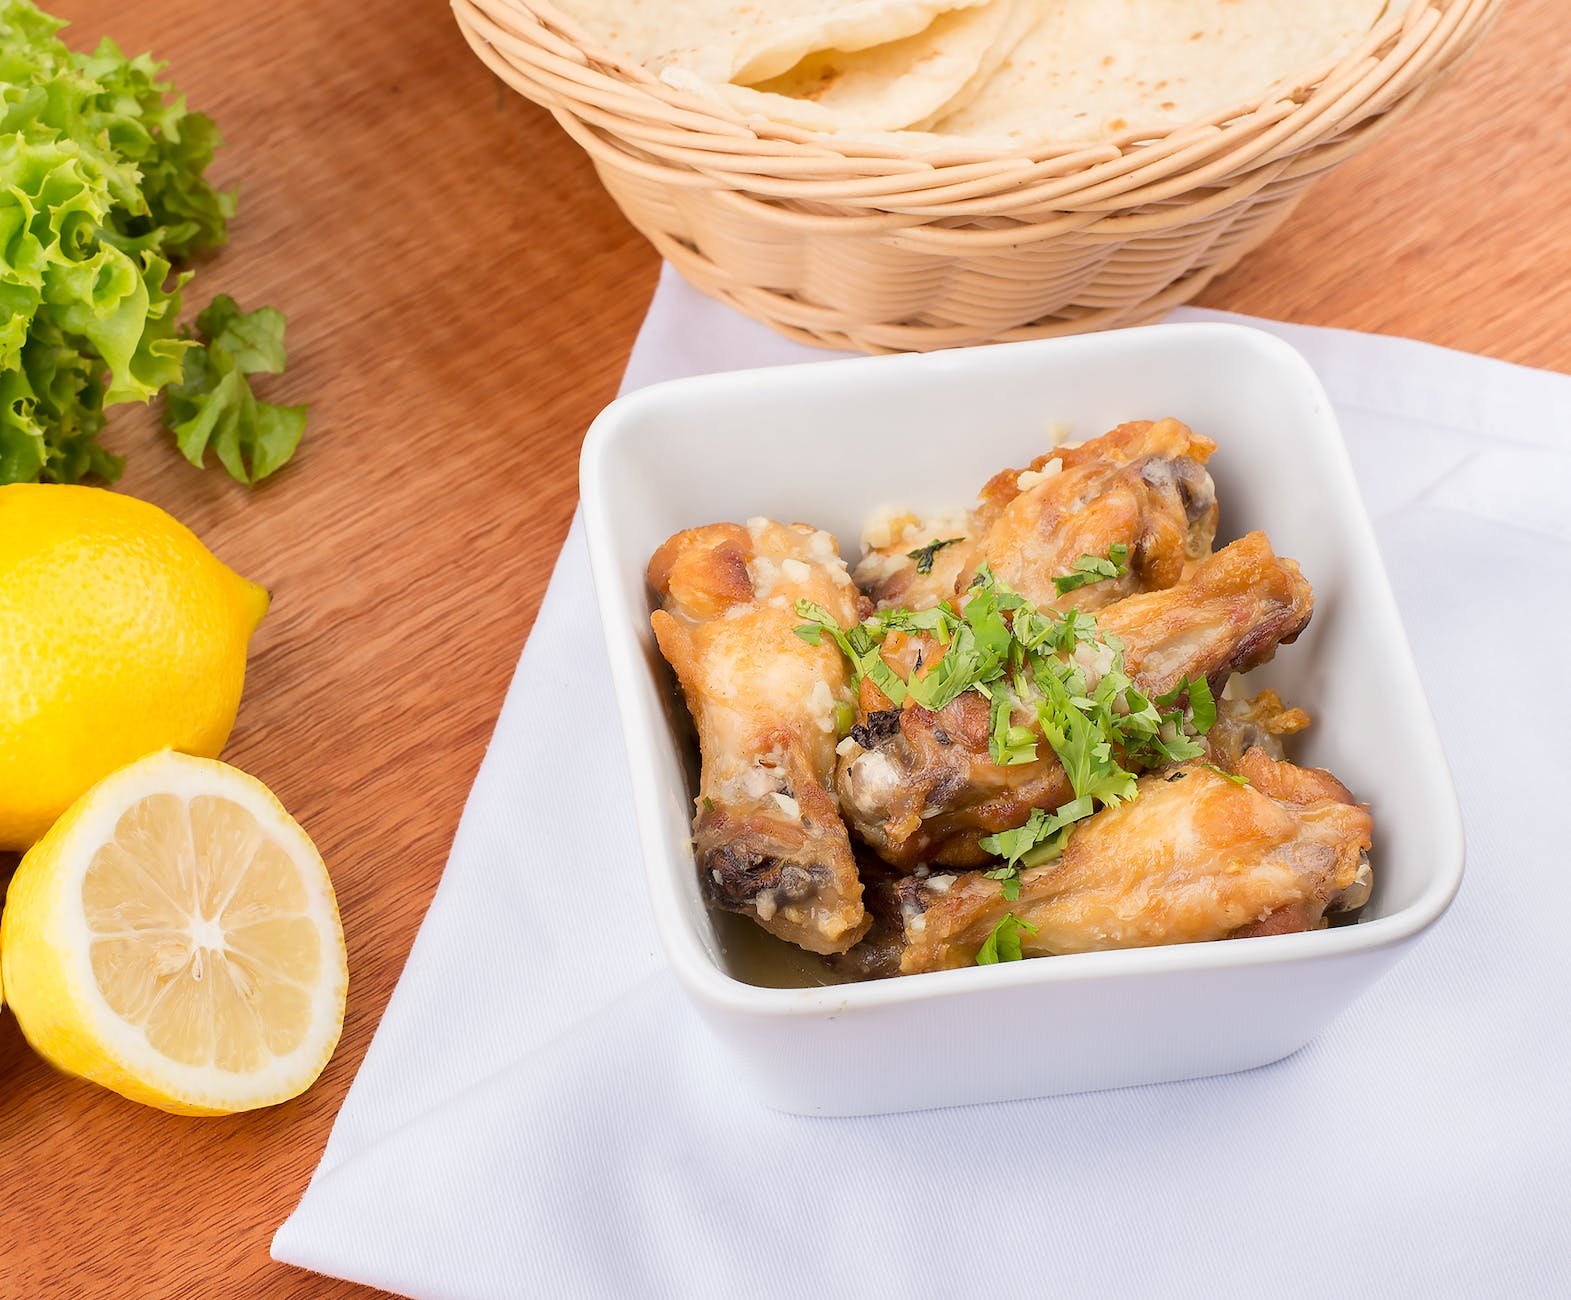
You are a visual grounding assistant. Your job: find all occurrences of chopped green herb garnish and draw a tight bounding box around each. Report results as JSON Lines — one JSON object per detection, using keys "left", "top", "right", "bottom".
{"left": 1052, "top": 543, "right": 1130, "bottom": 596}
{"left": 906, "top": 537, "right": 964, "bottom": 576}
{"left": 1154, "top": 674, "right": 1215, "bottom": 724}
{"left": 1034, "top": 665, "right": 1138, "bottom": 808}
{"left": 794, "top": 598, "right": 908, "bottom": 704}
{"left": 980, "top": 794, "right": 1096, "bottom": 873}
{"left": 903, "top": 627, "right": 983, "bottom": 711}
{"left": 1120, "top": 674, "right": 1216, "bottom": 767}
{"left": 987, "top": 689, "right": 1039, "bottom": 767}
{"left": 1187, "top": 675, "right": 1217, "bottom": 734}
{"left": 834, "top": 699, "right": 857, "bottom": 737}
{"left": 881, "top": 604, "right": 956, "bottom": 639}
{"left": 797, "top": 560, "right": 1229, "bottom": 895}
{"left": 862, "top": 654, "right": 909, "bottom": 706}
{"left": 975, "top": 913, "right": 1038, "bottom": 964}
{"left": 1204, "top": 763, "right": 1250, "bottom": 787}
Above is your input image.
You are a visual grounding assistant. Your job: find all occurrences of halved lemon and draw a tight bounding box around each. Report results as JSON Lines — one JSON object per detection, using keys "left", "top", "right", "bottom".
{"left": 0, "top": 750, "right": 347, "bottom": 1115}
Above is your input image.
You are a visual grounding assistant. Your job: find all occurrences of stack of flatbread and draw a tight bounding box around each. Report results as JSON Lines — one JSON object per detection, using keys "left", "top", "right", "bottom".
{"left": 555, "top": 0, "right": 1392, "bottom": 147}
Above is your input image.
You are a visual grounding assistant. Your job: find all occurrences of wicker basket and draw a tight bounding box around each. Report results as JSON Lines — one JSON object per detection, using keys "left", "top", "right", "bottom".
{"left": 452, "top": 0, "right": 1501, "bottom": 352}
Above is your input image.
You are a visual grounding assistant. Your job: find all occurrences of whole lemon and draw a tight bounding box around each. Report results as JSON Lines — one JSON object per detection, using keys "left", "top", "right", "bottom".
{"left": 0, "top": 485, "right": 268, "bottom": 850}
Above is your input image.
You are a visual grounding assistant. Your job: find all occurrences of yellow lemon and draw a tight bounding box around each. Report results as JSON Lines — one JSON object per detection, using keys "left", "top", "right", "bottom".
{"left": 1, "top": 750, "right": 347, "bottom": 1114}
{"left": 0, "top": 484, "right": 269, "bottom": 850}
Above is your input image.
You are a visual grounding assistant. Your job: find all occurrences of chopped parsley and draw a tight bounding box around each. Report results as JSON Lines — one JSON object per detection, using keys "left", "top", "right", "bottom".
{"left": 981, "top": 795, "right": 1094, "bottom": 875}
{"left": 795, "top": 599, "right": 907, "bottom": 704}
{"left": 1052, "top": 543, "right": 1130, "bottom": 596}
{"left": 797, "top": 557, "right": 1220, "bottom": 896}
{"left": 906, "top": 537, "right": 964, "bottom": 576}
{"left": 976, "top": 913, "right": 1038, "bottom": 964}
{"left": 1204, "top": 763, "right": 1251, "bottom": 787}
{"left": 1157, "top": 673, "right": 1216, "bottom": 735}
{"left": 988, "top": 869, "right": 1024, "bottom": 902}
{"left": 987, "top": 689, "right": 1039, "bottom": 767}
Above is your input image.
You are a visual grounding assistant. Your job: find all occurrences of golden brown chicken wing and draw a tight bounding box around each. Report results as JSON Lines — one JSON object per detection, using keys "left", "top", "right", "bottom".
{"left": 1097, "top": 530, "right": 1315, "bottom": 697}
{"left": 836, "top": 533, "right": 1315, "bottom": 870}
{"left": 649, "top": 519, "right": 872, "bottom": 955}
{"left": 970, "top": 418, "right": 1219, "bottom": 611}
{"left": 896, "top": 752, "right": 1374, "bottom": 973}
{"left": 852, "top": 503, "right": 983, "bottom": 613}
{"left": 1206, "top": 688, "right": 1312, "bottom": 769}
{"left": 839, "top": 681, "right": 1073, "bottom": 871}
{"left": 852, "top": 419, "right": 1218, "bottom": 612}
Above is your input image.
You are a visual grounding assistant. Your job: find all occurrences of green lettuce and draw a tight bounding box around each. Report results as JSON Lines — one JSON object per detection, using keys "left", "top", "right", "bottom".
{"left": 164, "top": 295, "right": 307, "bottom": 484}
{"left": 0, "top": 1, "right": 303, "bottom": 485}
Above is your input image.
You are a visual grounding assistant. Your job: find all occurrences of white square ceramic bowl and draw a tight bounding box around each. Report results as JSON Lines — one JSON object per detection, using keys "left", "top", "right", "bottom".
{"left": 580, "top": 323, "right": 1462, "bottom": 1117}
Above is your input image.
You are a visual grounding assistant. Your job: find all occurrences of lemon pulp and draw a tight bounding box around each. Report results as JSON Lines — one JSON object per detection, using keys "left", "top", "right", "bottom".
{"left": 84, "top": 792, "right": 322, "bottom": 1073}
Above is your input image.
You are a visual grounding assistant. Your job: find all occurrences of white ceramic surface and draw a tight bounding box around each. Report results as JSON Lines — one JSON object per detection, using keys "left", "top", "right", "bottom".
{"left": 580, "top": 323, "right": 1462, "bottom": 1116}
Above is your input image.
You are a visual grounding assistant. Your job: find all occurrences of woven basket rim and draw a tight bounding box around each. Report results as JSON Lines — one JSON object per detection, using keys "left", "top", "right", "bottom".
{"left": 471, "top": 0, "right": 1470, "bottom": 175}
{"left": 453, "top": 0, "right": 1500, "bottom": 351}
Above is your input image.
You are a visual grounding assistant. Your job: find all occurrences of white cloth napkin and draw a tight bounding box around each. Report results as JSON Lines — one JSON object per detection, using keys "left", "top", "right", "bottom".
{"left": 273, "top": 265, "right": 1571, "bottom": 1298}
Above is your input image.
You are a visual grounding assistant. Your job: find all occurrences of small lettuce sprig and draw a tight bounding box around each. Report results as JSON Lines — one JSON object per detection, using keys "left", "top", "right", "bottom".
{"left": 165, "top": 296, "right": 306, "bottom": 485}
{"left": 0, "top": 1, "right": 304, "bottom": 485}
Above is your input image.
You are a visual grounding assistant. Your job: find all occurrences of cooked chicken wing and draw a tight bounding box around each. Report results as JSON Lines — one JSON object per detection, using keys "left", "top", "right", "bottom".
{"left": 1096, "top": 530, "right": 1315, "bottom": 697}
{"left": 836, "top": 533, "right": 1315, "bottom": 869}
{"left": 971, "top": 418, "right": 1219, "bottom": 611}
{"left": 1206, "top": 688, "right": 1312, "bottom": 769}
{"left": 896, "top": 751, "right": 1374, "bottom": 973}
{"left": 852, "top": 503, "right": 983, "bottom": 613}
{"left": 649, "top": 519, "right": 872, "bottom": 955}
{"left": 826, "top": 875, "right": 909, "bottom": 982}
{"left": 839, "top": 683, "right": 1071, "bottom": 871}
{"left": 852, "top": 419, "right": 1218, "bottom": 612}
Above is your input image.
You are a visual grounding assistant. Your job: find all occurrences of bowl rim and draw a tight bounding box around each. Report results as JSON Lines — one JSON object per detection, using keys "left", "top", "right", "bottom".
{"left": 580, "top": 322, "right": 1465, "bottom": 1020}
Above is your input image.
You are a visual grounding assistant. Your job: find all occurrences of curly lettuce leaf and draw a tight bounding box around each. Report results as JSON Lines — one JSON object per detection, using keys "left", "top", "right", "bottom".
{"left": 197, "top": 293, "right": 286, "bottom": 373}
{"left": 44, "top": 245, "right": 190, "bottom": 402}
{"left": 0, "top": 315, "right": 118, "bottom": 483}
{"left": 163, "top": 294, "right": 306, "bottom": 484}
{"left": 0, "top": 0, "right": 257, "bottom": 485}
{"left": 74, "top": 36, "right": 236, "bottom": 257}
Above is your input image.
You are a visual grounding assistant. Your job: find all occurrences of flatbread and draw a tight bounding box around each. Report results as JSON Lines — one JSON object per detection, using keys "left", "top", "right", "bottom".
{"left": 932, "top": 0, "right": 1391, "bottom": 145}
{"left": 669, "top": 0, "right": 1027, "bottom": 136}
{"left": 555, "top": 0, "right": 991, "bottom": 85}
{"left": 909, "top": 0, "right": 1039, "bottom": 130}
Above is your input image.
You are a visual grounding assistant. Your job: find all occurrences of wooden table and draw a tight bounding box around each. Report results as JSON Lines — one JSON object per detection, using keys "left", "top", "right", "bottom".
{"left": 3, "top": 1, "right": 1565, "bottom": 1294}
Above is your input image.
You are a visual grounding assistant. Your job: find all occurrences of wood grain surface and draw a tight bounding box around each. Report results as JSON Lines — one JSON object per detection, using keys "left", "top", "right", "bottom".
{"left": 2, "top": 1, "right": 1566, "bottom": 1295}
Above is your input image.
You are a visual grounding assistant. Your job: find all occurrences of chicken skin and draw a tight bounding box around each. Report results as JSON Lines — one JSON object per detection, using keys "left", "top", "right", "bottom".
{"left": 852, "top": 419, "right": 1218, "bottom": 612}
{"left": 649, "top": 519, "right": 872, "bottom": 955}
{"left": 971, "top": 418, "right": 1219, "bottom": 612}
{"left": 896, "top": 751, "right": 1374, "bottom": 973}
{"left": 1206, "top": 688, "right": 1312, "bottom": 769}
{"left": 852, "top": 503, "right": 982, "bottom": 614}
{"left": 836, "top": 533, "right": 1315, "bottom": 870}
{"left": 1097, "top": 531, "right": 1317, "bottom": 697}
